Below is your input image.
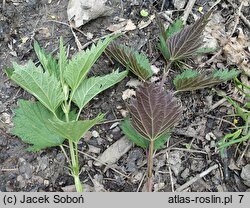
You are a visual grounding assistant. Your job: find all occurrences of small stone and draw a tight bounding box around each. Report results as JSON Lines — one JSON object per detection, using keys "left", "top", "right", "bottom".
{"left": 44, "top": 179, "right": 50, "bottom": 186}
{"left": 18, "top": 158, "right": 33, "bottom": 180}
{"left": 16, "top": 175, "right": 26, "bottom": 188}
{"left": 241, "top": 164, "right": 250, "bottom": 187}
{"left": 120, "top": 109, "right": 128, "bottom": 118}
{"left": 87, "top": 160, "right": 93, "bottom": 168}
{"left": 1, "top": 112, "right": 11, "bottom": 124}
{"left": 173, "top": 0, "right": 187, "bottom": 10}
{"left": 154, "top": 183, "right": 165, "bottom": 192}
{"left": 132, "top": 172, "right": 143, "bottom": 182}
{"left": 92, "top": 130, "right": 99, "bottom": 138}
{"left": 38, "top": 156, "right": 49, "bottom": 171}
{"left": 0, "top": 136, "right": 7, "bottom": 147}
{"left": 5, "top": 181, "right": 14, "bottom": 192}
{"left": 88, "top": 145, "right": 101, "bottom": 154}
{"left": 86, "top": 32, "right": 93, "bottom": 40}
{"left": 181, "top": 168, "right": 190, "bottom": 179}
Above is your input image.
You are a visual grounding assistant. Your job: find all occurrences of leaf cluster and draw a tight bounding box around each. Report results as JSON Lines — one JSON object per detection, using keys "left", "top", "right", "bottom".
{"left": 106, "top": 43, "right": 153, "bottom": 81}
{"left": 7, "top": 36, "right": 127, "bottom": 151}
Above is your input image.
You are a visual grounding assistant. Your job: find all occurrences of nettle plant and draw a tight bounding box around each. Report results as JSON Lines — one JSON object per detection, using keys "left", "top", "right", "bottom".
{"left": 6, "top": 35, "right": 127, "bottom": 192}
{"left": 107, "top": 10, "right": 239, "bottom": 192}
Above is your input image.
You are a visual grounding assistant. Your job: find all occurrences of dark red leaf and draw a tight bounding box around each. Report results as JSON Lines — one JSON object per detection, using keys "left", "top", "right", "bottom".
{"left": 128, "top": 83, "right": 182, "bottom": 140}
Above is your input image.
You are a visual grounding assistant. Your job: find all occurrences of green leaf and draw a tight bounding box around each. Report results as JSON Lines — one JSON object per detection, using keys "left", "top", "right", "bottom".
{"left": 223, "top": 96, "right": 249, "bottom": 122}
{"left": 154, "top": 132, "right": 171, "bottom": 150}
{"left": 73, "top": 70, "right": 128, "bottom": 109}
{"left": 166, "top": 18, "right": 184, "bottom": 38}
{"left": 106, "top": 44, "right": 153, "bottom": 81}
{"left": 128, "top": 83, "right": 182, "bottom": 140}
{"left": 58, "top": 37, "right": 68, "bottom": 83}
{"left": 120, "top": 119, "right": 149, "bottom": 148}
{"left": 168, "top": 11, "right": 212, "bottom": 61}
{"left": 195, "top": 47, "right": 217, "bottom": 54}
{"left": 10, "top": 61, "right": 64, "bottom": 113}
{"left": 158, "top": 35, "right": 170, "bottom": 61}
{"left": 121, "top": 119, "right": 171, "bottom": 150}
{"left": 49, "top": 114, "right": 104, "bottom": 142}
{"left": 213, "top": 68, "right": 239, "bottom": 81}
{"left": 64, "top": 35, "right": 118, "bottom": 92}
{"left": 5, "top": 67, "right": 14, "bottom": 78}
{"left": 174, "top": 69, "right": 239, "bottom": 92}
{"left": 157, "top": 19, "right": 184, "bottom": 62}
{"left": 234, "top": 77, "right": 250, "bottom": 98}
{"left": 12, "top": 100, "right": 64, "bottom": 151}
{"left": 34, "top": 40, "right": 59, "bottom": 77}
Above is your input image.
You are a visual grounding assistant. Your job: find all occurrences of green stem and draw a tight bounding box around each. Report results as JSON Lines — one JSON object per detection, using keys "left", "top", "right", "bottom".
{"left": 147, "top": 139, "right": 154, "bottom": 192}
{"left": 76, "top": 108, "right": 83, "bottom": 121}
{"left": 73, "top": 174, "right": 83, "bottom": 192}
{"left": 64, "top": 91, "right": 83, "bottom": 192}
{"left": 69, "top": 139, "right": 82, "bottom": 192}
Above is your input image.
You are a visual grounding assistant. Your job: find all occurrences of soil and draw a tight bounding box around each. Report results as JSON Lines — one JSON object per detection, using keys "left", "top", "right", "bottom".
{"left": 0, "top": 0, "right": 249, "bottom": 192}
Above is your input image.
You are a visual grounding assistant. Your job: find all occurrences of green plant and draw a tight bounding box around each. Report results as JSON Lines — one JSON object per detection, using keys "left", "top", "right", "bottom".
{"left": 6, "top": 35, "right": 127, "bottom": 192}
{"left": 217, "top": 77, "right": 250, "bottom": 162}
{"left": 121, "top": 83, "right": 182, "bottom": 192}
{"left": 106, "top": 43, "right": 153, "bottom": 81}
{"left": 116, "top": 11, "right": 239, "bottom": 192}
{"left": 157, "top": 11, "right": 215, "bottom": 89}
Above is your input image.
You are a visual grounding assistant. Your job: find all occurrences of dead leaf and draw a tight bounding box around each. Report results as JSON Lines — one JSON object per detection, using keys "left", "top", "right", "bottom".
{"left": 138, "top": 14, "right": 155, "bottom": 30}
{"left": 94, "top": 136, "right": 133, "bottom": 166}
{"left": 124, "top": 19, "right": 137, "bottom": 31}
{"left": 107, "top": 21, "right": 127, "bottom": 32}
{"left": 67, "top": 0, "right": 113, "bottom": 27}
{"left": 107, "top": 19, "right": 136, "bottom": 32}
{"left": 223, "top": 28, "right": 250, "bottom": 76}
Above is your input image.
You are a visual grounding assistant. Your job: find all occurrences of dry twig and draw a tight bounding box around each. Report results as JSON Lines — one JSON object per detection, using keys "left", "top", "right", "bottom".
{"left": 182, "top": 0, "right": 196, "bottom": 24}
{"left": 175, "top": 164, "right": 219, "bottom": 192}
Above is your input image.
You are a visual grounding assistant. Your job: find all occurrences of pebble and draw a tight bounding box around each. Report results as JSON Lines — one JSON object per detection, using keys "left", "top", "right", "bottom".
{"left": 0, "top": 136, "right": 7, "bottom": 147}
{"left": 43, "top": 179, "right": 50, "bottom": 186}
{"left": 241, "top": 164, "right": 250, "bottom": 187}
{"left": 181, "top": 168, "right": 190, "bottom": 180}
{"left": 1, "top": 112, "right": 11, "bottom": 124}
{"left": 92, "top": 130, "right": 99, "bottom": 138}
{"left": 38, "top": 156, "right": 49, "bottom": 171}
{"left": 88, "top": 145, "right": 101, "bottom": 154}
{"left": 18, "top": 158, "right": 33, "bottom": 180}
{"left": 132, "top": 172, "right": 143, "bottom": 183}
{"left": 173, "top": 0, "right": 187, "bottom": 10}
